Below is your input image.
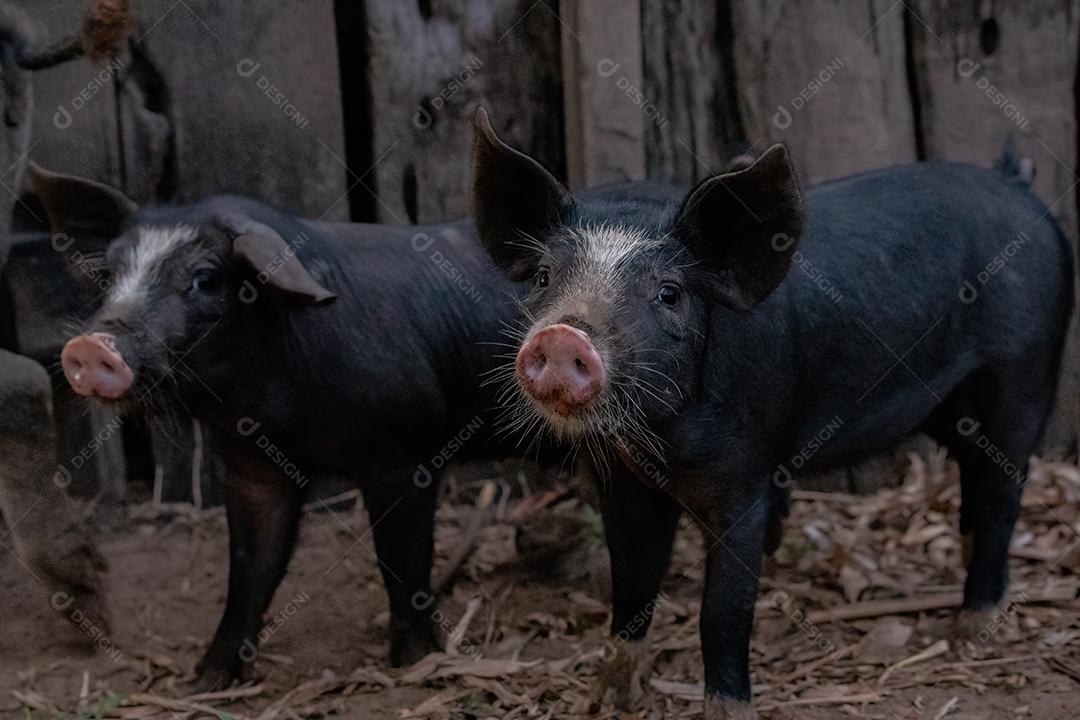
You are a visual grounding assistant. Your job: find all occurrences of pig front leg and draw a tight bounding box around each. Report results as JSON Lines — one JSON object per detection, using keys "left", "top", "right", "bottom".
{"left": 362, "top": 466, "right": 440, "bottom": 665}
{"left": 698, "top": 488, "right": 769, "bottom": 720}
{"left": 592, "top": 466, "right": 681, "bottom": 711}
{"left": 194, "top": 435, "right": 303, "bottom": 692}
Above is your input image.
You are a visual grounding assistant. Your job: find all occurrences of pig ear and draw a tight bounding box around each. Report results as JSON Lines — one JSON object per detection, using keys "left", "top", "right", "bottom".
{"left": 221, "top": 215, "right": 337, "bottom": 306}
{"left": 472, "top": 107, "right": 573, "bottom": 281}
{"left": 28, "top": 161, "right": 137, "bottom": 248}
{"left": 675, "top": 143, "right": 803, "bottom": 310}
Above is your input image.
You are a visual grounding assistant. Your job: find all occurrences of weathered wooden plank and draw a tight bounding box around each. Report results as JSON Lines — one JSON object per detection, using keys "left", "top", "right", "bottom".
{"left": 13, "top": 0, "right": 123, "bottom": 187}
{"left": 907, "top": 1, "right": 1078, "bottom": 234}
{"left": 365, "top": 0, "right": 564, "bottom": 223}
{"left": 0, "top": 5, "right": 34, "bottom": 238}
{"left": 640, "top": 0, "right": 743, "bottom": 182}
{"left": 731, "top": 0, "right": 917, "bottom": 185}
{"left": 906, "top": 0, "right": 1080, "bottom": 450}
{"left": 2, "top": 2, "right": 127, "bottom": 501}
{"left": 131, "top": 0, "right": 348, "bottom": 218}
{"left": 559, "top": 0, "right": 645, "bottom": 188}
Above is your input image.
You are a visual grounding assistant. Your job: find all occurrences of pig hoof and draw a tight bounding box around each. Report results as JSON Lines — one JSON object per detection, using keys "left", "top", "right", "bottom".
{"left": 184, "top": 668, "right": 235, "bottom": 695}
{"left": 589, "top": 636, "right": 652, "bottom": 711}
{"left": 703, "top": 695, "right": 756, "bottom": 720}
{"left": 390, "top": 626, "right": 438, "bottom": 667}
{"left": 192, "top": 649, "right": 247, "bottom": 694}
{"left": 953, "top": 606, "right": 1000, "bottom": 643}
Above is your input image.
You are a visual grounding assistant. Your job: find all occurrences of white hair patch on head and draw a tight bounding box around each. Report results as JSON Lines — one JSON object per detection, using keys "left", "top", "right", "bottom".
{"left": 109, "top": 225, "right": 197, "bottom": 306}
{"left": 559, "top": 223, "right": 661, "bottom": 306}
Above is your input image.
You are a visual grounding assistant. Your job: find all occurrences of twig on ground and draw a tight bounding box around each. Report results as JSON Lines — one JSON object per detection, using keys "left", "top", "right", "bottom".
{"left": 447, "top": 597, "right": 483, "bottom": 656}
{"left": 433, "top": 480, "right": 497, "bottom": 595}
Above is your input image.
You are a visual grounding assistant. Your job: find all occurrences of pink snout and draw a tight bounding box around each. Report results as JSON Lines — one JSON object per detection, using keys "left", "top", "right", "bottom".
{"left": 61, "top": 333, "right": 134, "bottom": 400}
{"left": 516, "top": 324, "right": 606, "bottom": 414}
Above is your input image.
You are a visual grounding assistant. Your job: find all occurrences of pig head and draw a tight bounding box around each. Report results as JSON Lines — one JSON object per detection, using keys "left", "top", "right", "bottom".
{"left": 30, "top": 162, "right": 335, "bottom": 411}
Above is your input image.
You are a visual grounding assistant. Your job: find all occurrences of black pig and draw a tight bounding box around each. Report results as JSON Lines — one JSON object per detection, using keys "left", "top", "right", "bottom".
{"left": 32, "top": 162, "right": 521, "bottom": 691}
{"left": 471, "top": 109, "right": 1073, "bottom": 719}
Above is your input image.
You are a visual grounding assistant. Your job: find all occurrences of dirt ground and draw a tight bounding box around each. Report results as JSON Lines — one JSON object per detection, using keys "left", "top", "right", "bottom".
{"left": 4, "top": 450, "right": 1080, "bottom": 720}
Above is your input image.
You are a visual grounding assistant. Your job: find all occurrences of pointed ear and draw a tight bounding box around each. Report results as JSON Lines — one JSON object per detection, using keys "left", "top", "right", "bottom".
{"left": 675, "top": 143, "right": 803, "bottom": 310}
{"left": 28, "top": 161, "right": 137, "bottom": 250}
{"left": 472, "top": 107, "right": 573, "bottom": 281}
{"left": 219, "top": 214, "right": 337, "bottom": 306}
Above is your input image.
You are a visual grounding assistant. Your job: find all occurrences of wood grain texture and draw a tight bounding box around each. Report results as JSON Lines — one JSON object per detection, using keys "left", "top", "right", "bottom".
{"left": 731, "top": 0, "right": 917, "bottom": 185}
{"left": 13, "top": 0, "right": 121, "bottom": 188}
{"left": 560, "top": 0, "right": 645, "bottom": 188}
{"left": 133, "top": 0, "right": 348, "bottom": 217}
{"left": 366, "top": 0, "right": 564, "bottom": 223}
{"left": 907, "top": 0, "right": 1080, "bottom": 450}
{"left": 640, "top": 0, "right": 743, "bottom": 182}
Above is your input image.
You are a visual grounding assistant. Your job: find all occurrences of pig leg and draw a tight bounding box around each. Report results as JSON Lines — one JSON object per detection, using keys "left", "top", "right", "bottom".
{"left": 195, "top": 435, "right": 303, "bottom": 692}
{"left": 955, "top": 366, "right": 1052, "bottom": 637}
{"left": 763, "top": 485, "right": 790, "bottom": 556}
{"left": 591, "top": 470, "right": 681, "bottom": 710}
{"left": 920, "top": 387, "right": 983, "bottom": 567}
{"left": 362, "top": 468, "right": 440, "bottom": 666}
{"left": 698, "top": 489, "right": 769, "bottom": 720}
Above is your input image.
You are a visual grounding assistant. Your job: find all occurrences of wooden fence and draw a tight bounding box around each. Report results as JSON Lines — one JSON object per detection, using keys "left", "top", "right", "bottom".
{"left": 2, "top": 0, "right": 1077, "bottom": 499}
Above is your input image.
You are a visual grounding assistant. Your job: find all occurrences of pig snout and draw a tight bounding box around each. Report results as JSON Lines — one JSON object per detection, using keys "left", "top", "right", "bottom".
{"left": 516, "top": 324, "right": 606, "bottom": 414}
{"left": 61, "top": 333, "right": 134, "bottom": 399}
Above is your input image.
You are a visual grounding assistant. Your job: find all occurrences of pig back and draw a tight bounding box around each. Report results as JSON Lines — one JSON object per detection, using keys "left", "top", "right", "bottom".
{"left": 700, "top": 162, "right": 1072, "bottom": 471}
{"left": 218, "top": 216, "right": 523, "bottom": 470}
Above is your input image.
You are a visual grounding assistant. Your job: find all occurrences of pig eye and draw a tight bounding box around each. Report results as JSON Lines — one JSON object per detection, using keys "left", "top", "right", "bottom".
{"left": 535, "top": 269, "right": 550, "bottom": 288}
{"left": 191, "top": 268, "right": 222, "bottom": 293}
{"left": 657, "top": 284, "right": 680, "bottom": 306}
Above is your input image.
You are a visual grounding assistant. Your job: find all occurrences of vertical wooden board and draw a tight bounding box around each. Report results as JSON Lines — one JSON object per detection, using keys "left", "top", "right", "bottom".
{"left": 908, "top": 1, "right": 1077, "bottom": 234}
{"left": 640, "top": 0, "right": 742, "bottom": 182}
{"left": 365, "top": 0, "right": 564, "bottom": 223}
{"left": 13, "top": 0, "right": 122, "bottom": 188}
{"left": 0, "top": 68, "right": 32, "bottom": 249}
{"left": 5, "top": 1, "right": 125, "bottom": 500}
{"left": 908, "top": 0, "right": 1080, "bottom": 451}
{"left": 559, "top": 0, "right": 645, "bottom": 188}
{"left": 731, "top": 0, "right": 917, "bottom": 185}
{"left": 132, "top": 0, "right": 348, "bottom": 218}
